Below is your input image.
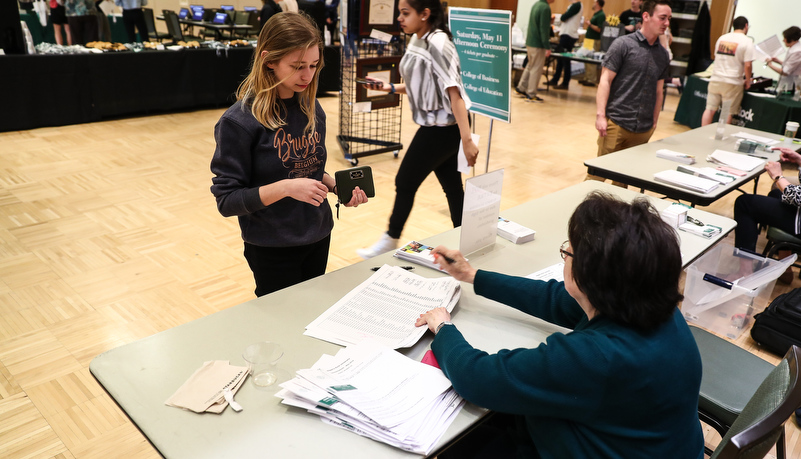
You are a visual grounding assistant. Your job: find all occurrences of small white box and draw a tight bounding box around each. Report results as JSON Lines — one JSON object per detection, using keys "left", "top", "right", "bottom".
{"left": 497, "top": 217, "right": 536, "bottom": 244}
{"left": 660, "top": 203, "right": 688, "bottom": 228}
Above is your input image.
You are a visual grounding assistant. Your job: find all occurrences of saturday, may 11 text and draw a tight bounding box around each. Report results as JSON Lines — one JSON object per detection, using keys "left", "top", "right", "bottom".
{"left": 454, "top": 30, "right": 507, "bottom": 97}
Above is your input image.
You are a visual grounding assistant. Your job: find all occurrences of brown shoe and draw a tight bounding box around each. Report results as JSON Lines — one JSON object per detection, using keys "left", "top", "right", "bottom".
{"left": 779, "top": 267, "right": 794, "bottom": 285}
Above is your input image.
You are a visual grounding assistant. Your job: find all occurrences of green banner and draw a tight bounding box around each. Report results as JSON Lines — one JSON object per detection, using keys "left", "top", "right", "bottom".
{"left": 449, "top": 7, "right": 512, "bottom": 123}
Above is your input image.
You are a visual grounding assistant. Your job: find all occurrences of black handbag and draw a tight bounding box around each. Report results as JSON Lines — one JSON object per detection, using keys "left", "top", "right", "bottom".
{"left": 750, "top": 288, "right": 801, "bottom": 355}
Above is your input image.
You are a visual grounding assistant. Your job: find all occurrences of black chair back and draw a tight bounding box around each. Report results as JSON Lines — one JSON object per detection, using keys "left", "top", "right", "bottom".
{"left": 711, "top": 345, "right": 801, "bottom": 459}
{"left": 143, "top": 8, "right": 156, "bottom": 34}
{"left": 234, "top": 10, "right": 250, "bottom": 25}
{"left": 143, "top": 8, "right": 163, "bottom": 41}
{"left": 234, "top": 10, "right": 257, "bottom": 37}
{"left": 162, "top": 10, "right": 184, "bottom": 42}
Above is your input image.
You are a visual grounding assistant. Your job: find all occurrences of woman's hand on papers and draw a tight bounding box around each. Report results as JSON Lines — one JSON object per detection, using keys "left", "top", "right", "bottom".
{"left": 431, "top": 246, "right": 477, "bottom": 284}
{"left": 343, "top": 186, "right": 368, "bottom": 207}
{"left": 415, "top": 307, "right": 451, "bottom": 334}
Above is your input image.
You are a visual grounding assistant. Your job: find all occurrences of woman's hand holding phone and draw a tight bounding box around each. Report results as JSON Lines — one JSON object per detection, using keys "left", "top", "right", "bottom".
{"left": 357, "top": 77, "right": 387, "bottom": 91}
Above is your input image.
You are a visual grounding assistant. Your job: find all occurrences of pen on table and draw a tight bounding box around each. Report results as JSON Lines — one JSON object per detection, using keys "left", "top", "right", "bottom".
{"left": 435, "top": 253, "right": 456, "bottom": 264}
{"left": 748, "top": 154, "right": 768, "bottom": 159}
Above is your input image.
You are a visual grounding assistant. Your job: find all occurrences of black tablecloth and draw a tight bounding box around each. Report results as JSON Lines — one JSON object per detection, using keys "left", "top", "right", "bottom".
{"left": 3, "top": 45, "right": 340, "bottom": 132}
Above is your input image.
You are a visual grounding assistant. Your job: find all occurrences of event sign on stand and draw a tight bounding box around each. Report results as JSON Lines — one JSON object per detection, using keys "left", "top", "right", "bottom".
{"left": 449, "top": 7, "right": 511, "bottom": 123}
{"left": 449, "top": 7, "right": 512, "bottom": 171}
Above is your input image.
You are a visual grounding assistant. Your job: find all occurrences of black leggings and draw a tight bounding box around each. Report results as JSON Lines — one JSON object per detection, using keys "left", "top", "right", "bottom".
{"left": 734, "top": 189, "right": 800, "bottom": 252}
{"left": 243, "top": 235, "right": 331, "bottom": 297}
{"left": 552, "top": 34, "right": 577, "bottom": 85}
{"left": 387, "top": 124, "right": 464, "bottom": 239}
{"left": 122, "top": 8, "right": 148, "bottom": 43}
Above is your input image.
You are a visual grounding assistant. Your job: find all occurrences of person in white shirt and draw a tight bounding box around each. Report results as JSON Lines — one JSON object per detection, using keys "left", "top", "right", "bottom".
{"left": 548, "top": 0, "right": 582, "bottom": 89}
{"left": 355, "top": 0, "right": 478, "bottom": 259}
{"left": 701, "top": 16, "right": 754, "bottom": 126}
{"left": 766, "top": 26, "right": 801, "bottom": 93}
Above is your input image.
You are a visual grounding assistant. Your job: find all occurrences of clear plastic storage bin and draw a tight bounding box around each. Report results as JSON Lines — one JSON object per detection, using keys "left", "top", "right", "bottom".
{"left": 682, "top": 244, "right": 796, "bottom": 339}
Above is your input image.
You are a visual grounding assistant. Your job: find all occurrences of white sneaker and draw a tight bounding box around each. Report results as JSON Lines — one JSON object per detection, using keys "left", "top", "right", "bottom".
{"left": 356, "top": 233, "right": 400, "bottom": 259}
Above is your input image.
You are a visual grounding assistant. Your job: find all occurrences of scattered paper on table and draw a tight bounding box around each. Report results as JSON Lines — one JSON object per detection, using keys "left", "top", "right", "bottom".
{"left": 526, "top": 263, "right": 564, "bottom": 282}
{"left": 277, "top": 341, "right": 464, "bottom": 455}
{"left": 304, "top": 265, "right": 460, "bottom": 349}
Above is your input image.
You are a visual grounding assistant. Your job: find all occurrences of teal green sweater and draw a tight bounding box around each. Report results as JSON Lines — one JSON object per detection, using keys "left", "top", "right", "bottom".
{"left": 526, "top": 0, "right": 552, "bottom": 49}
{"left": 432, "top": 271, "right": 705, "bottom": 459}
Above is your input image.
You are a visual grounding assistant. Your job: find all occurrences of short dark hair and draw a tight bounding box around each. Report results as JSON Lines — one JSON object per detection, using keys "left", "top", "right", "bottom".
{"left": 732, "top": 16, "right": 748, "bottom": 31}
{"left": 642, "top": 0, "right": 671, "bottom": 16}
{"left": 597, "top": 0, "right": 605, "bottom": 8}
{"left": 783, "top": 26, "right": 801, "bottom": 44}
{"left": 567, "top": 192, "right": 683, "bottom": 330}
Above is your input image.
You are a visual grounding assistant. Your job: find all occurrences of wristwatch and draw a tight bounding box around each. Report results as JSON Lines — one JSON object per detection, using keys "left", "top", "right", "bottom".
{"left": 435, "top": 321, "right": 453, "bottom": 334}
{"left": 774, "top": 175, "right": 785, "bottom": 182}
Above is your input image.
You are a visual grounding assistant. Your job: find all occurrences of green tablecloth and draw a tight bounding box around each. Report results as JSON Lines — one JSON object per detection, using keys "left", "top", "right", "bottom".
{"left": 21, "top": 11, "right": 131, "bottom": 45}
{"left": 674, "top": 75, "right": 801, "bottom": 135}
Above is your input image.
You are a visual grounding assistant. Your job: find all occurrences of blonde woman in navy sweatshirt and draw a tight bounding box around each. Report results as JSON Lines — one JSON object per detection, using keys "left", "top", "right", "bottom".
{"left": 211, "top": 13, "right": 367, "bottom": 297}
{"left": 416, "top": 192, "right": 705, "bottom": 459}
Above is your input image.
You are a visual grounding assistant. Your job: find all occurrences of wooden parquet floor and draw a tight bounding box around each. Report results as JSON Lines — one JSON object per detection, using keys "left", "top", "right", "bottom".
{"left": 1, "top": 80, "right": 799, "bottom": 458}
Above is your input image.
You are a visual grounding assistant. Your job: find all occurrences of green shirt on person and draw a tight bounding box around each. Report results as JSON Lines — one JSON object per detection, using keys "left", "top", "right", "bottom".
{"left": 585, "top": 10, "right": 606, "bottom": 40}
{"left": 526, "top": 0, "right": 552, "bottom": 49}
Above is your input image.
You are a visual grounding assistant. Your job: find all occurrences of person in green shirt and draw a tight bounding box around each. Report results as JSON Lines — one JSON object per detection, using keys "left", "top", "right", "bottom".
{"left": 417, "top": 191, "right": 705, "bottom": 459}
{"left": 515, "top": 0, "right": 554, "bottom": 103}
{"left": 580, "top": 0, "right": 606, "bottom": 86}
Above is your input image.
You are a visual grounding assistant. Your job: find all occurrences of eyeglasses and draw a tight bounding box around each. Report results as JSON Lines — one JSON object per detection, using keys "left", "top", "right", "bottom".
{"left": 559, "top": 240, "right": 573, "bottom": 260}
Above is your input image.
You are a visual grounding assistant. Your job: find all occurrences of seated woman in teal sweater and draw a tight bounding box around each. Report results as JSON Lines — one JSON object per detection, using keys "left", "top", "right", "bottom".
{"left": 416, "top": 191, "right": 705, "bottom": 459}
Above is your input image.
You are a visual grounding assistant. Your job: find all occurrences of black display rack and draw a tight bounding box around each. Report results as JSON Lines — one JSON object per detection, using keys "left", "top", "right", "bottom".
{"left": 338, "top": 37, "right": 406, "bottom": 165}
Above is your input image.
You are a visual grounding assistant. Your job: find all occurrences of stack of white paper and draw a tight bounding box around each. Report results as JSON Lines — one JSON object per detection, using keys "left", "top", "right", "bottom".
{"left": 393, "top": 241, "right": 445, "bottom": 271}
{"left": 304, "top": 265, "right": 461, "bottom": 349}
{"left": 733, "top": 131, "right": 780, "bottom": 146}
{"left": 497, "top": 217, "right": 536, "bottom": 244}
{"left": 654, "top": 170, "right": 719, "bottom": 193}
{"left": 656, "top": 149, "right": 696, "bottom": 164}
{"left": 677, "top": 165, "right": 737, "bottom": 184}
{"left": 707, "top": 149, "right": 764, "bottom": 171}
{"left": 276, "top": 342, "right": 465, "bottom": 455}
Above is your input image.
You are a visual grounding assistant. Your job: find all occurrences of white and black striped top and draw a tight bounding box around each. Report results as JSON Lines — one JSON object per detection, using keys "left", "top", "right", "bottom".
{"left": 400, "top": 29, "right": 472, "bottom": 127}
{"left": 780, "top": 171, "right": 801, "bottom": 234}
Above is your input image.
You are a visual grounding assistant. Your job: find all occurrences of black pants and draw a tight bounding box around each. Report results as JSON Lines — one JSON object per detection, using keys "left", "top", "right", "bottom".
{"left": 244, "top": 235, "right": 331, "bottom": 297}
{"left": 67, "top": 15, "right": 98, "bottom": 45}
{"left": 387, "top": 124, "right": 464, "bottom": 239}
{"left": 551, "top": 34, "right": 577, "bottom": 86}
{"left": 122, "top": 8, "right": 147, "bottom": 43}
{"left": 439, "top": 413, "right": 539, "bottom": 459}
{"left": 734, "top": 189, "right": 800, "bottom": 252}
